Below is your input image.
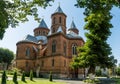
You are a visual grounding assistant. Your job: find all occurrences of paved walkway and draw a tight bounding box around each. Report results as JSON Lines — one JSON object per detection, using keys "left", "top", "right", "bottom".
{"left": 54, "top": 79, "right": 86, "bottom": 84}
{"left": 54, "top": 78, "right": 116, "bottom": 84}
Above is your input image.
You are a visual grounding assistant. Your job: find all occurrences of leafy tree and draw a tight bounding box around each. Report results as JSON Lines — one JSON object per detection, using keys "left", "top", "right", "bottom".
{"left": 13, "top": 71, "right": 17, "bottom": 83}
{"left": 0, "top": 0, "right": 53, "bottom": 39}
{"left": 30, "top": 70, "right": 33, "bottom": 81}
{"left": 0, "top": 47, "right": 14, "bottom": 70}
{"left": 1, "top": 71, "right": 7, "bottom": 84}
{"left": 71, "top": 0, "right": 120, "bottom": 74}
{"left": 21, "top": 71, "right": 26, "bottom": 82}
{"left": 116, "top": 67, "right": 120, "bottom": 76}
{"left": 49, "top": 71, "right": 52, "bottom": 82}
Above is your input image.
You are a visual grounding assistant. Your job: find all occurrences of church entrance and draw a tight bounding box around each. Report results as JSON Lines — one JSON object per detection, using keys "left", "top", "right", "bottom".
{"left": 71, "top": 68, "right": 78, "bottom": 79}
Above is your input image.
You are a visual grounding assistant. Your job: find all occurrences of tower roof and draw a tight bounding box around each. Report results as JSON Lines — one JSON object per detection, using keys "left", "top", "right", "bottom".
{"left": 38, "top": 19, "right": 48, "bottom": 28}
{"left": 57, "top": 26, "right": 63, "bottom": 33}
{"left": 70, "top": 20, "right": 77, "bottom": 29}
{"left": 54, "top": 5, "right": 63, "bottom": 13}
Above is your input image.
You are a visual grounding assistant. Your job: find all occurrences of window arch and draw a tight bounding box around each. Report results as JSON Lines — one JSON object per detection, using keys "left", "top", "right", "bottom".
{"left": 26, "top": 47, "right": 30, "bottom": 57}
{"left": 72, "top": 44, "right": 77, "bottom": 55}
{"left": 52, "top": 40, "right": 56, "bottom": 53}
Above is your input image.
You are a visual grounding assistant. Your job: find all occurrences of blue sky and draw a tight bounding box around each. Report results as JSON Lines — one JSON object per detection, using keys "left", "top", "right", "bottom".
{"left": 0, "top": 0, "right": 120, "bottom": 65}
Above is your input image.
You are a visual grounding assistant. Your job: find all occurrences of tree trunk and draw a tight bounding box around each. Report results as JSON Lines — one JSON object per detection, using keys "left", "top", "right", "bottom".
{"left": 88, "top": 66, "right": 96, "bottom": 80}
{"left": 88, "top": 65, "right": 95, "bottom": 74}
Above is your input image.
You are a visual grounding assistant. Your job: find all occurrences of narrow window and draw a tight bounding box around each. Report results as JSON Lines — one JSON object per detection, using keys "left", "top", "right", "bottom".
{"left": 52, "top": 59, "right": 54, "bottom": 67}
{"left": 43, "top": 31, "right": 45, "bottom": 35}
{"left": 26, "top": 48, "right": 30, "bottom": 57}
{"left": 59, "top": 17, "right": 61, "bottom": 23}
{"left": 52, "top": 40, "right": 56, "bottom": 53}
{"left": 64, "top": 42, "right": 66, "bottom": 56}
{"left": 72, "top": 44, "right": 77, "bottom": 55}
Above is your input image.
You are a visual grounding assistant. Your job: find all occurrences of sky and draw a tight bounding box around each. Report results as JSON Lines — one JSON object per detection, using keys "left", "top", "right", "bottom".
{"left": 0, "top": 0, "right": 120, "bottom": 65}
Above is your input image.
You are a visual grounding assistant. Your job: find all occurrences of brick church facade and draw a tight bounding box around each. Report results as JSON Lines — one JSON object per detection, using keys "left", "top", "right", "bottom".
{"left": 16, "top": 5, "right": 84, "bottom": 78}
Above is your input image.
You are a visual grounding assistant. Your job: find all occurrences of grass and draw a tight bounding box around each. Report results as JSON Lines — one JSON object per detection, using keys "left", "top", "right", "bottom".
{"left": 0, "top": 78, "right": 66, "bottom": 84}
{"left": 112, "top": 78, "right": 120, "bottom": 84}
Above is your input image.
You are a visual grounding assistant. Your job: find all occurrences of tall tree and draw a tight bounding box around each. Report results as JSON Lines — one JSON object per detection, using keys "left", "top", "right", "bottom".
{"left": 71, "top": 0, "right": 120, "bottom": 74}
{"left": 0, "top": 0, "right": 53, "bottom": 39}
{"left": 0, "top": 47, "right": 14, "bottom": 70}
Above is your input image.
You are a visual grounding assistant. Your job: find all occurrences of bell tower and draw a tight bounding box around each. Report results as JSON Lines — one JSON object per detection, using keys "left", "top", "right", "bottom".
{"left": 51, "top": 4, "right": 67, "bottom": 34}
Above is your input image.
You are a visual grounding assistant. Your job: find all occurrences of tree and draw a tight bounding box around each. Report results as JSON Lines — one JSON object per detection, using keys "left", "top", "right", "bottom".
{"left": 49, "top": 71, "right": 53, "bottom": 82}
{"left": 0, "top": 0, "right": 53, "bottom": 39}
{"left": 13, "top": 71, "right": 17, "bottom": 83}
{"left": 21, "top": 71, "right": 26, "bottom": 82}
{"left": 0, "top": 47, "right": 14, "bottom": 70}
{"left": 116, "top": 67, "right": 120, "bottom": 76}
{"left": 71, "top": 0, "right": 120, "bottom": 74}
{"left": 1, "top": 71, "right": 7, "bottom": 84}
{"left": 30, "top": 70, "right": 33, "bottom": 81}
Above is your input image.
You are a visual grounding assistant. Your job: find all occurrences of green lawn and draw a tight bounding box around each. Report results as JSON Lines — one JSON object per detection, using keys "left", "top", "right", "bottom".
{"left": 0, "top": 78, "right": 66, "bottom": 84}
{"left": 113, "top": 78, "right": 120, "bottom": 84}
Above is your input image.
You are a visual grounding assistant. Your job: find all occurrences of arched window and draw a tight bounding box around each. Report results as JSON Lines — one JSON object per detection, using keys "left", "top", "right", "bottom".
{"left": 26, "top": 47, "right": 30, "bottom": 57}
{"left": 72, "top": 44, "right": 77, "bottom": 55}
{"left": 52, "top": 40, "right": 56, "bottom": 53}
{"left": 52, "top": 59, "right": 54, "bottom": 67}
{"left": 59, "top": 17, "right": 61, "bottom": 23}
{"left": 64, "top": 42, "right": 66, "bottom": 56}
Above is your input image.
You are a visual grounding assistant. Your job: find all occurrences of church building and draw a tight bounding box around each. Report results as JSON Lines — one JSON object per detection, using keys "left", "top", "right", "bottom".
{"left": 16, "top": 5, "right": 84, "bottom": 78}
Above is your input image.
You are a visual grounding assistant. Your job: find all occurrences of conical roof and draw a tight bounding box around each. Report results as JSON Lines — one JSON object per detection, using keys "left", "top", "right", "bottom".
{"left": 70, "top": 20, "right": 77, "bottom": 29}
{"left": 54, "top": 5, "right": 63, "bottom": 13}
{"left": 38, "top": 19, "right": 48, "bottom": 28}
{"left": 57, "top": 26, "right": 63, "bottom": 33}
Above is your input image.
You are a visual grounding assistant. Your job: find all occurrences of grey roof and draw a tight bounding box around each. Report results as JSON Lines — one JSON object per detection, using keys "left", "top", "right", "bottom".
{"left": 23, "top": 34, "right": 38, "bottom": 43}
{"left": 20, "top": 34, "right": 48, "bottom": 44}
{"left": 54, "top": 5, "right": 63, "bottom": 13}
{"left": 70, "top": 20, "right": 77, "bottom": 29}
{"left": 57, "top": 26, "right": 63, "bottom": 33}
{"left": 66, "top": 30, "right": 82, "bottom": 39}
{"left": 35, "top": 36, "right": 47, "bottom": 44}
{"left": 38, "top": 19, "right": 48, "bottom": 28}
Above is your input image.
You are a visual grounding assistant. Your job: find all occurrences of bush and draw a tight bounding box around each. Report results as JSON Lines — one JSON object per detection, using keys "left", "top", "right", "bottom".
{"left": 116, "top": 67, "right": 120, "bottom": 76}
{"left": 95, "top": 69, "right": 102, "bottom": 76}
{"left": 21, "top": 71, "right": 26, "bottom": 82}
{"left": 49, "top": 71, "right": 53, "bottom": 82}
{"left": 13, "top": 71, "right": 17, "bottom": 83}
{"left": 30, "top": 70, "right": 33, "bottom": 81}
{"left": 1, "top": 71, "right": 7, "bottom": 84}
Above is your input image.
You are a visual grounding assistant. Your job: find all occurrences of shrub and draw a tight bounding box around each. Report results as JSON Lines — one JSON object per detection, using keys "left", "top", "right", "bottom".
{"left": 116, "top": 67, "right": 120, "bottom": 76}
{"left": 49, "top": 71, "right": 53, "bottom": 82}
{"left": 30, "top": 70, "right": 33, "bottom": 81}
{"left": 21, "top": 71, "right": 25, "bottom": 82}
{"left": 13, "top": 71, "right": 17, "bottom": 83}
{"left": 95, "top": 69, "right": 102, "bottom": 76}
{"left": 1, "top": 71, "right": 7, "bottom": 84}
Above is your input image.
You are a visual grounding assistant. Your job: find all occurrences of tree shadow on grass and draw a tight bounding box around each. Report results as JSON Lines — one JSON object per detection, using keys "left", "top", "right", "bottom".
{"left": 13, "top": 81, "right": 18, "bottom": 84}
